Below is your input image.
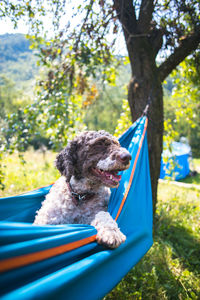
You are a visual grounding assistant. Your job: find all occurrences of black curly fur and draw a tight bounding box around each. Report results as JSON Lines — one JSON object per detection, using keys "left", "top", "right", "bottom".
{"left": 55, "top": 140, "right": 78, "bottom": 181}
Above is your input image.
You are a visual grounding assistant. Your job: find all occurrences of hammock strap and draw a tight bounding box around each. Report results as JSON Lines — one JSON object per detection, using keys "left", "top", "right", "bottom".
{"left": 142, "top": 92, "right": 152, "bottom": 117}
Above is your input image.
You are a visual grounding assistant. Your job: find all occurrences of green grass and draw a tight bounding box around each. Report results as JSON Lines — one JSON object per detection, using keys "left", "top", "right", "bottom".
{"left": 179, "top": 158, "right": 200, "bottom": 185}
{"left": 105, "top": 184, "right": 200, "bottom": 300}
{"left": 1, "top": 152, "right": 200, "bottom": 299}
{"left": 180, "top": 173, "right": 200, "bottom": 185}
{"left": 0, "top": 150, "right": 59, "bottom": 197}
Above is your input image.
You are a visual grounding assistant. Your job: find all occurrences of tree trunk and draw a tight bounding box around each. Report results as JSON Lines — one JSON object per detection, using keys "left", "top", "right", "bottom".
{"left": 126, "top": 37, "right": 163, "bottom": 214}
{"left": 113, "top": 0, "right": 200, "bottom": 214}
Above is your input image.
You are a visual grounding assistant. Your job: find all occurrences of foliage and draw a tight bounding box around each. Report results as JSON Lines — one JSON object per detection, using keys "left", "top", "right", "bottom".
{"left": 0, "top": 33, "right": 39, "bottom": 189}
{"left": 0, "top": 31, "right": 121, "bottom": 188}
{"left": 2, "top": 1, "right": 200, "bottom": 63}
{"left": 0, "top": 1, "right": 200, "bottom": 197}
{"left": 0, "top": 76, "right": 22, "bottom": 118}
{"left": 0, "top": 1, "right": 119, "bottom": 151}
{"left": 164, "top": 53, "right": 200, "bottom": 157}
{"left": 0, "top": 34, "right": 38, "bottom": 166}
{"left": 105, "top": 182, "right": 200, "bottom": 300}
{"left": 85, "top": 62, "right": 131, "bottom": 133}
{"left": 157, "top": 0, "right": 200, "bottom": 58}
{"left": 0, "top": 1, "right": 47, "bottom": 33}
{"left": 1, "top": 91, "right": 86, "bottom": 153}
{"left": 114, "top": 98, "right": 132, "bottom": 137}
{"left": 2, "top": 0, "right": 199, "bottom": 107}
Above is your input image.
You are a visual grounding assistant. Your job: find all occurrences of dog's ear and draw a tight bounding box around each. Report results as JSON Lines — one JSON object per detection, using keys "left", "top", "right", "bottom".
{"left": 55, "top": 140, "right": 77, "bottom": 182}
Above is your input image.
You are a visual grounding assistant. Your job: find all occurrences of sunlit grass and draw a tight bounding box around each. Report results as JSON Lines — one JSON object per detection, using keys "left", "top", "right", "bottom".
{"left": 0, "top": 150, "right": 59, "bottom": 197}
{"left": 193, "top": 158, "right": 200, "bottom": 166}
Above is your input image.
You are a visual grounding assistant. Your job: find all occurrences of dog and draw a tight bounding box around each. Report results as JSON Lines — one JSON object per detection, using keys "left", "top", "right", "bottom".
{"left": 34, "top": 130, "right": 131, "bottom": 248}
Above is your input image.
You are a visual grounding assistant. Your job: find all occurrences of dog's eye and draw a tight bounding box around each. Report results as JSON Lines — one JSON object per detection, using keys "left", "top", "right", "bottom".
{"left": 92, "top": 142, "right": 107, "bottom": 150}
{"left": 90, "top": 138, "right": 111, "bottom": 147}
{"left": 97, "top": 140, "right": 110, "bottom": 146}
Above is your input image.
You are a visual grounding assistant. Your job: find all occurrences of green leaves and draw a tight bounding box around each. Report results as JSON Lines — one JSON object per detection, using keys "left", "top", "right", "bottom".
{"left": 114, "top": 98, "right": 132, "bottom": 137}
{"left": 164, "top": 52, "right": 200, "bottom": 157}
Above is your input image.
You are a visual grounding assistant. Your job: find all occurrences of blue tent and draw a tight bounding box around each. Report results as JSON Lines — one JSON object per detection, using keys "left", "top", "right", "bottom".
{"left": 0, "top": 116, "right": 153, "bottom": 300}
{"left": 160, "top": 141, "right": 191, "bottom": 180}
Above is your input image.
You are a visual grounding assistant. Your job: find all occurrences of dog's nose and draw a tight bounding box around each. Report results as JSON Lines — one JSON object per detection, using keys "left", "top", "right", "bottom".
{"left": 117, "top": 152, "right": 132, "bottom": 164}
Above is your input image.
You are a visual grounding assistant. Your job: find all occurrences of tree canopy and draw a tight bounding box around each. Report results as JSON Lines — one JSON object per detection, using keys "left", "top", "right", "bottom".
{"left": 0, "top": 0, "right": 200, "bottom": 208}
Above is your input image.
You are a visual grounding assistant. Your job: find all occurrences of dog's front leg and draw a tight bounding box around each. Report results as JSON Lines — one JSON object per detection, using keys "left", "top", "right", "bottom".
{"left": 91, "top": 211, "right": 126, "bottom": 249}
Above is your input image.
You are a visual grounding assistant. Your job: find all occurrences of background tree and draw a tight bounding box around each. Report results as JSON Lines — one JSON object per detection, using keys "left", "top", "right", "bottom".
{"left": 1, "top": 0, "right": 200, "bottom": 212}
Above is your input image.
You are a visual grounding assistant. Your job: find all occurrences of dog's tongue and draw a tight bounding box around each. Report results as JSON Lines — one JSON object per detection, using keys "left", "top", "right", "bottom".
{"left": 92, "top": 168, "right": 122, "bottom": 185}
{"left": 104, "top": 171, "right": 121, "bottom": 182}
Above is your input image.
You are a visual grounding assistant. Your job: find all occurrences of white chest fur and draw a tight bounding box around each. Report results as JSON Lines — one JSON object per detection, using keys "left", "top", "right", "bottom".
{"left": 34, "top": 176, "right": 111, "bottom": 225}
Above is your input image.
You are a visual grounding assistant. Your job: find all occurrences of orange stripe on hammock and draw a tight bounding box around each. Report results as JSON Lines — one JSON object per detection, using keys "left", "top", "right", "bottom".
{"left": 0, "top": 234, "right": 97, "bottom": 273}
{"left": 115, "top": 117, "right": 148, "bottom": 221}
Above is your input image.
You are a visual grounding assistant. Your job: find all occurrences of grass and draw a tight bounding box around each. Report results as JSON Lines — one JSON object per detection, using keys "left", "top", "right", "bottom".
{"left": 1, "top": 151, "right": 200, "bottom": 299}
{"left": 105, "top": 183, "right": 200, "bottom": 300}
{"left": 0, "top": 150, "right": 59, "bottom": 197}
{"left": 193, "top": 158, "right": 200, "bottom": 169}
{"left": 180, "top": 173, "right": 200, "bottom": 185}
{"left": 179, "top": 158, "right": 200, "bottom": 185}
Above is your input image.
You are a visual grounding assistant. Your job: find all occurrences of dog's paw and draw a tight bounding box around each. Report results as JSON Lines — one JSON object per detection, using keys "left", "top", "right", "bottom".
{"left": 91, "top": 211, "right": 126, "bottom": 248}
{"left": 96, "top": 227, "right": 126, "bottom": 249}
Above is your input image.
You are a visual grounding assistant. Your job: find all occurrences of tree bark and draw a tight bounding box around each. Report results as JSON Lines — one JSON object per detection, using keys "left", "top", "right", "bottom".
{"left": 126, "top": 37, "right": 163, "bottom": 214}
{"left": 114, "top": 0, "right": 163, "bottom": 213}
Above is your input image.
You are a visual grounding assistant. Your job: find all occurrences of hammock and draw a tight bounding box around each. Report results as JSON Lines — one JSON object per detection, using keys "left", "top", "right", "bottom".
{"left": 0, "top": 116, "right": 153, "bottom": 300}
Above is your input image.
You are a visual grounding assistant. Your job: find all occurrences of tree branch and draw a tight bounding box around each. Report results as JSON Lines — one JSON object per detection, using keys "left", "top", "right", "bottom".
{"left": 138, "top": 0, "right": 154, "bottom": 32}
{"left": 73, "top": 0, "right": 94, "bottom": 53}
{"left": 113, "top": 0, "right": 137, "bottom": 38}
{"left": 158, "top": 28, "right": 200, "bottom": 82}
{"left": 150, "top": 28, "right": 163, "bottom": 57}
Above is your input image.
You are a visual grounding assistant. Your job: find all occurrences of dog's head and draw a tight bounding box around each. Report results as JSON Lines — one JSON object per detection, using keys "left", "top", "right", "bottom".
{"left": 55, "top": 130, "right": 131, "bottom": 188}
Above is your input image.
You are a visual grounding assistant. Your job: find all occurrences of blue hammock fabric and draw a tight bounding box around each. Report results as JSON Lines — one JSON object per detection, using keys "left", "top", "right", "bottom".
{"left": 0, "top": 116, "right": 153, "bottom": 300}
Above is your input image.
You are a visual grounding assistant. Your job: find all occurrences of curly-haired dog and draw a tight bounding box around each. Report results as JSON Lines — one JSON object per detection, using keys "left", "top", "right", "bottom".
{"left": 34, "top": 130, "right": 131, "bottom": 248}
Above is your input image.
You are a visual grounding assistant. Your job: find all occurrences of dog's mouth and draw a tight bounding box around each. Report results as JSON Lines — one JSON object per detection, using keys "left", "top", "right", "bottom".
{"left": 91, "top": 167, "right": 122, "bottom": 187}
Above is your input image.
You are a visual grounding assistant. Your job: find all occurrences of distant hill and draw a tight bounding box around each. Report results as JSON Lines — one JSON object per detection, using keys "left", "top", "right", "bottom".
{"left": 0, "top": 33, "right": 38, "bottom": 86}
